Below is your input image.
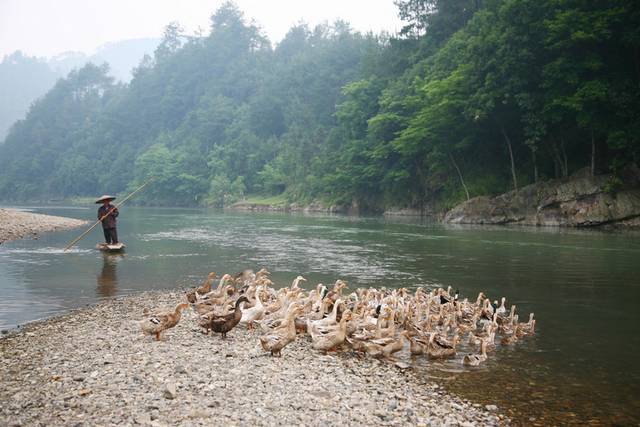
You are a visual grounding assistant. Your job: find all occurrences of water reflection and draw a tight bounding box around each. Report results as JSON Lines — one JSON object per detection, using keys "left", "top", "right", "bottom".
{"left": 96, "top": 254, "right": 120, "bottom": 297}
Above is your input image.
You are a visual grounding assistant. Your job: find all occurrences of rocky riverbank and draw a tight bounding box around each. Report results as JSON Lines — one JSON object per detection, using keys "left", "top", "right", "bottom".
{"left": 0, "top": 208, "right": 86, "bottom": 244}
{"left": 0, "top": 290, "right": 507, "bottom": 426}
{"left": 444, "top": 169, "right": 640, "bottom": 227}
{"left": 227, "top": 200, "right": 349, "bottom": 214}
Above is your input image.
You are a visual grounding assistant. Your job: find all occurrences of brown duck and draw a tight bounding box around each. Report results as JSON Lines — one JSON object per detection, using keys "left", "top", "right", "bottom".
{"left": 200, "top": 296, "right": 249, "bottom": 338}
{"left": 139, "top": 303, "right": 189, "bottom": 341}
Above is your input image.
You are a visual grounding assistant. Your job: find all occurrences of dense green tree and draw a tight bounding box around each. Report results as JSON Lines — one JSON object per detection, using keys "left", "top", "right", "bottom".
{"left": 0, "top": 0, "right": 637, "bottom": 210}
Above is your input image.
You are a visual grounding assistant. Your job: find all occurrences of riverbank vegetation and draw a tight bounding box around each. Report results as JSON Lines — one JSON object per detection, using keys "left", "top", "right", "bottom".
{"left": 0, "top": 0, "right": 638, "bottom": 211}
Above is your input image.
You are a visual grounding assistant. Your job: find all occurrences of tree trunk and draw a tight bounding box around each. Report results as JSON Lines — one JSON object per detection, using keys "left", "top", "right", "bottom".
{"left": 500, "top": 125, "right": 518, "bottom": 192}
{"left": 449, "top": 152, "right": 470, "bottom": 201}
{"left": 551, "top": 140, "right": 561, "bottom": 178}
{"left": 560, "top": 138, "right": 568, "bottom": 177}
{"left": 634, "top": 46, "right": 640, "bottom": 83}
{"left": 531, "top": 147, "right": 538, "bottom": 183}
{"left": 590, "top": 129, "right": 596, "bottom": 177}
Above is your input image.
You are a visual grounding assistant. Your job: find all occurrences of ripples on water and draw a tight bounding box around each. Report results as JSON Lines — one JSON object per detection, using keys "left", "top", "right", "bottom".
{"left": 142, "top": 227, "right": 417, "bottom": 283}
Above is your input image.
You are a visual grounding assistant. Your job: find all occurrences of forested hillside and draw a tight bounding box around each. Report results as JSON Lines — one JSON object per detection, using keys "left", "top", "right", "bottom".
{"left": 0, "top": 52, "right": 61, "bottom": 141}
{"left": 0, "top": 0, "right": 638, "bottom": 211}
{"left": 0, "top": 39, "right": 159, "bottom": 143}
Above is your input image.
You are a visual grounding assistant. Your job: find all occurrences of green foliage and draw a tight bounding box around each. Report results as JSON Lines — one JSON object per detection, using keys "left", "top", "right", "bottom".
{"left": 603, "top": 175, "right": 623, "bottom": 195}
{"left": 207, "top": 174, "right": 245, "bottom": 207}
{"left": 0, "top": 1, "right": 637, "bottom": 210}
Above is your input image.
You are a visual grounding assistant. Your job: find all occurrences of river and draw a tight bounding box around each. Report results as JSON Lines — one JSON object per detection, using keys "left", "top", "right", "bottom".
{"left": 0, "top": 206, "right": 638, "bottom": 424}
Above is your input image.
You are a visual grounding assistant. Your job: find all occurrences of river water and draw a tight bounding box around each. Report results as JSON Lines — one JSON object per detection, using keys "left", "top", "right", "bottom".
{"left": 1, "top": 206, "right": 638, "bottom": 424}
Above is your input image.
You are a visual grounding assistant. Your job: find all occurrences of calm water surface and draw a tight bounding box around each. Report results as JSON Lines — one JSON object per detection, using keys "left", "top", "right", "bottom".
{"left": 1, "top": 206, "right": 639, "bottom": 425}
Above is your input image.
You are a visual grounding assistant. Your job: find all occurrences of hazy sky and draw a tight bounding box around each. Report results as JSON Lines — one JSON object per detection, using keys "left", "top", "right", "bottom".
{"left": 0, "top": 0, "right": 405, "bottom": 59}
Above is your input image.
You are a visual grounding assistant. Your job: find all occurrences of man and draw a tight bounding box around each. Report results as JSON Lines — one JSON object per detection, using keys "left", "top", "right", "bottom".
{"left": 96, "top": 195, "right": 119, "bottom": 244}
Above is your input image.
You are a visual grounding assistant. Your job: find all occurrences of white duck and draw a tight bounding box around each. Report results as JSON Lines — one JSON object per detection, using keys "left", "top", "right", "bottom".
{"left": 240, "top": 286, "right": 266, "bottom": 329}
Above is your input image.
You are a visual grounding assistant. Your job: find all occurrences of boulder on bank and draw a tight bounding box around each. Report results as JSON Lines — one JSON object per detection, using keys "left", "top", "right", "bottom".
{"left": 443, "top": 169, "right": 640, "bottom": 227}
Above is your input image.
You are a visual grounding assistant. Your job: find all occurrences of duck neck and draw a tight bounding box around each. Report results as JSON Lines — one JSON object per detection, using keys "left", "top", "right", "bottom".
{"left": 329, "top": 301, "right": 341, "bottom": 322}
{"left": 235, "top": 297, "right": 247, "bottom": 312}
{"left": 285, "top": 309, "right": 298, "bottom": 332}
{"left": 375, "top": 314, "right": 385, "bottom": 335}
{"left": 339, "top": 313, "right": 349, "bottom": 334}
{"left": 255, "top": 289, "right": 263, "bottom": 309}
{"left": 173, "top": 305, "right": 185, "bottom": 319}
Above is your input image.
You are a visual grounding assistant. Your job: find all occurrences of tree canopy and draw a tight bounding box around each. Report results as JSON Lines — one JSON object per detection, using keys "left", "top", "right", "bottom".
{"left": 0, "top": 0, "right": 637, "bottom": 210}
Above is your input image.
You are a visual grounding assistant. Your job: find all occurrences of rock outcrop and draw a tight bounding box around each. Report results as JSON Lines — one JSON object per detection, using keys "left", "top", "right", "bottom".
{"left": 444, "top": 169, "right": 640, "bottom": 227}
{"left": 226, "top": 200, "right": 349, "bottom": 214}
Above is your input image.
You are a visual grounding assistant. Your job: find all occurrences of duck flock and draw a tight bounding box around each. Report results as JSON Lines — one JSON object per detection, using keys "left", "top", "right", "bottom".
{"left": 139, "top": 269, "right": 536, "bottom": 366}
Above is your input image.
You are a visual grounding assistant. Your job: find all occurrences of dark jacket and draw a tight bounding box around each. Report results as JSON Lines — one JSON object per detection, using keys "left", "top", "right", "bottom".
{"left": 98, "top": 204, "right": 118, "bottom": 229}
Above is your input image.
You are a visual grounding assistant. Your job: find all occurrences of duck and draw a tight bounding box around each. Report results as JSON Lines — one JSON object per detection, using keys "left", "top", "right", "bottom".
{"left": 264, "top": 289, "right": 287, "bottom": 315}
{"left": 198, "top": 271, "right": 216, "bottom": 292}
{"left": 427, "top": 332, "right": 460, "bottom": 359}
{"left": 192, "top": 285, "right": 235, "bottom": 315}
{"left": 234, "top": 269, "right": 256, "bottom": 287}
{"left": 406, "top": 333, "right": 427, "bottom": 356}
{"left": 381, "top": 331, "right": 409, "bottom": 359}
{"left": 215, "top": 273, "right": 233, "bottom": 292}
{"left": 311, "top": 310, "right": 352, "bottom": 352}
{"left": 308, "top": 299, "right": 343, "bottom": 333}
{"left": 197, "top": 274, "right": 233, "bottom": 301}
{"left": 480, "top": 299, "right": 494, "bottom": 321}
{"left": 463, "top": 338, "right": 488, "bottom": 366}
{"left": 259, "top": 301, "right": 300, "bottom": 332}
{"left": 259, "top": 305, "right": 302, "bottom": 356}
{"left": 325, "top": 280, "right": 348, "bottom": 304}
{"left": 255, "top": 267, "right": 271, "bottom": 280}
{"left": 501, "top": 328, "right": 519, "bottom": 345}
{"left": 240, "top": 286, "right": 266, "bottom": 329}
{"left": 290, "top": 275, "right": 307, "bottom": 290}
{"left": 352, "top": 331, "right": 408, "bottom": 359}
{"left": 200, "top": 296, "right": 249, "bottom": 338}
{"left": 519, "top": 313, "right": 536, "bottom": 335}
{"left": 351, "top": 306, "right": 395, "bottom": 341}
{"left": 293, "top": 300, "right": 314, "bottom": 334}
{"left": 498, "top": 308, "right": 517, "bottom": 334}
{"left": 139, "top": 303, "right": 189, "bottom": 341}
{"left": 186, "top": 272, "right": 217, "bottom": 303}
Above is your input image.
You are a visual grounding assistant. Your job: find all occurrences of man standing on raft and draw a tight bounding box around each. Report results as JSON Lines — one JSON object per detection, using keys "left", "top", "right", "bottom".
{"left": 96, "top": 195, "right": 119, "bottom": 244}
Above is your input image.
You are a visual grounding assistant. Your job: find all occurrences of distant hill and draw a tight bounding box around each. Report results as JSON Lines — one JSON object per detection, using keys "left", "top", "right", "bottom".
{"left": 0, "top": 52, "right": 61, "bottom": 142}
{"left": 49, "top": 38, "right": 161, "bottom": 82}
{"left": 0, "top": 38, "right": 159, "bottom": 142}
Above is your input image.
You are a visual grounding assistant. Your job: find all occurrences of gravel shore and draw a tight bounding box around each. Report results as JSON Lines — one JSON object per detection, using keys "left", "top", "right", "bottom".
{"left": 0, "top": 290, "right": 507, "bottom": 426}
{"left": 0, "top": 208, "right": 86, "bottom": 244}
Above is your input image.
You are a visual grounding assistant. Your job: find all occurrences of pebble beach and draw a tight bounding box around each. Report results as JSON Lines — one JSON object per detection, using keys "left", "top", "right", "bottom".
{"left": 0, "top": 290, "right": 508, "bottom": 426}
{"left": 0, "top": 208, "right": 86, "bottom": 244}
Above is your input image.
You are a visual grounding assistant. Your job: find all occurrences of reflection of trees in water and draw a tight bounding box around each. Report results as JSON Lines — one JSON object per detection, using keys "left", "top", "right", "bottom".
{"left": 97, "top": 254, "right": 120, "bottom": 297}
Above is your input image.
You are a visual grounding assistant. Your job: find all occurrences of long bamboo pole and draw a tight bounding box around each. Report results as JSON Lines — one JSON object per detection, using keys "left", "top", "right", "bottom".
{"left": 63, "top": 177, "right": 154, "bottom": 251}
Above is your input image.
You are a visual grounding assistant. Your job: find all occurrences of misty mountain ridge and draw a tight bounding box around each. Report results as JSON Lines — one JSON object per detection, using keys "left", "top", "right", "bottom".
{"left": 48, "top": 38, "right": 161, "bottom": 82}
{"left": 0, "top": 37, "right": 159, "bottom": 142}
